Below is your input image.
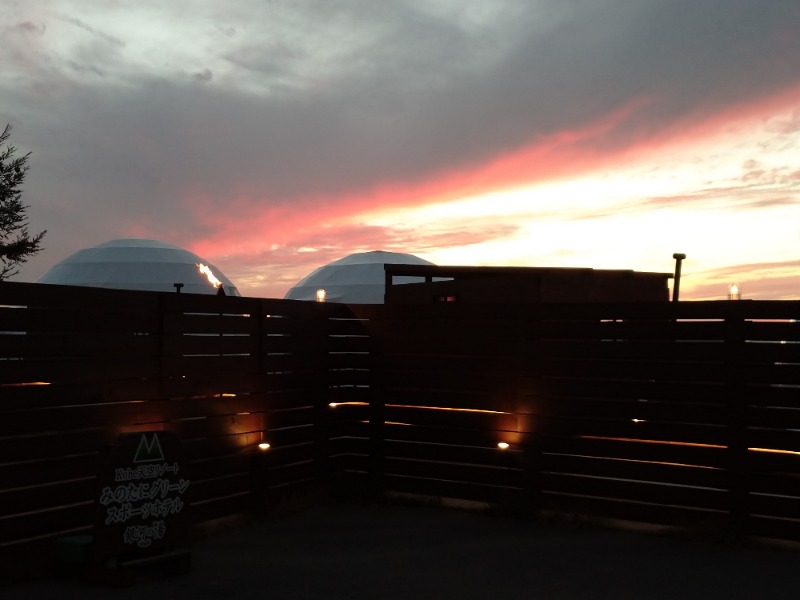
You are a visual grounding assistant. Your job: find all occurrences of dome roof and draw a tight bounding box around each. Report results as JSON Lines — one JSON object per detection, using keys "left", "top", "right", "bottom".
{"left": 284, "top": 250, "right": 434, "bottom": 303}
{"left": 38, "top": 238, "right": 240, "bottom": 296}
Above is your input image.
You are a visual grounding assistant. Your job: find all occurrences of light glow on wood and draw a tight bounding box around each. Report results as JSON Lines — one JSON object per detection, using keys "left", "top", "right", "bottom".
{"left": 579, "top": 436, "right": 725, "bottom": 449}
{"left": 387, "top": 404, "right": 511, "bottom": 415}
{"left": 749, "top": 447, "right": 800, "bottom": 456}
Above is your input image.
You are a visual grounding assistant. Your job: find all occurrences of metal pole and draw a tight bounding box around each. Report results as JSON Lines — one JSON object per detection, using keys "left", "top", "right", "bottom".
{"left": 672, "top": 253, "right": 686, "bottom": 302}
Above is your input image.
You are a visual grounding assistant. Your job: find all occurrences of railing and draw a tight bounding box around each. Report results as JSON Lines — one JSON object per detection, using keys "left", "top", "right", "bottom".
{"left": 1, "top": 281, "right": 799, "bottom": 578}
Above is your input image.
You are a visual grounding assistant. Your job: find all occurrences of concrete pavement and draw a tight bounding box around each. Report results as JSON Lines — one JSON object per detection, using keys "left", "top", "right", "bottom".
{"left": 5, "top": 502, "right": 799, "bottom": 599}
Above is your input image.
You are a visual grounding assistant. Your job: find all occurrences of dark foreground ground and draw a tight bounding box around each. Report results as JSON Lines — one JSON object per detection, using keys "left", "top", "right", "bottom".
{"left": 5, "top": 502, "right": 799, "bottom": 599}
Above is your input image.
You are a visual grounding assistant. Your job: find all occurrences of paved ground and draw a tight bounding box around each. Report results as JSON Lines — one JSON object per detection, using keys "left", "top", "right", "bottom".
{"left": 5, "top": 502, "right": 800, "bottom": 599}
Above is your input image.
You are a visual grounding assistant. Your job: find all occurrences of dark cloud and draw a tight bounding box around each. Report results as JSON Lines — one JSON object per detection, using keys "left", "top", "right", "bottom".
{"left": 192, "top": 68, "right": 213, "bottom": 83}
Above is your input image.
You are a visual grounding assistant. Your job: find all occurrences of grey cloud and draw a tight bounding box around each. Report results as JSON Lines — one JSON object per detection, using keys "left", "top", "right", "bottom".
{"left": 11, "top": 21, "right": 46, "bottom": 35}
{"left": 68, "top": 60, "right": 105, "bottom": 77}
{"left": 24, "top": 1, "right": 800, "bottom": 204}
{"left": 6, "top": 0, "right": 800, "bottom": 279}
{"left": 216, "top": 25, "right": 236, "bottom": 38}
{"left": 58, "top": 15, "right": 125, "bottom": 47}
{"left": 192, "top": 68, "right": 213, "bottom": 83}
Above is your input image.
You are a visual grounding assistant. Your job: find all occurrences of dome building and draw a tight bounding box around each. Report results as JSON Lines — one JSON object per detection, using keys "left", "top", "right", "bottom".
{"left": 38, "top": 238, "right": 240, "bottom": 296}
{"left": 284, "top": 250, "right": 435, "bottom": 303}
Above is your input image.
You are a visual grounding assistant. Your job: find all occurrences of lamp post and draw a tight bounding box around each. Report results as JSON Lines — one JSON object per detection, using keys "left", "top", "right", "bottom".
{"left": 728, "top": 283, "right": 741, "bottom": 300}
{"left": 672, "top": 253, "right": 686, "bottom": 302}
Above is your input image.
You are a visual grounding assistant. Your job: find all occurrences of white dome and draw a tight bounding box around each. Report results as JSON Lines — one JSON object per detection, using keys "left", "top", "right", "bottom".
{"left": 285, "top": 250, "right": 435, "bottom": 303}
{"left": 38, "top": 238, "right": 240, "bottom": 296}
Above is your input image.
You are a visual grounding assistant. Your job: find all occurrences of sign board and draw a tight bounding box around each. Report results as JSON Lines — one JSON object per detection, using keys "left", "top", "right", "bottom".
{"left": 95, "top": 431, "right": 190, "bottom": 559}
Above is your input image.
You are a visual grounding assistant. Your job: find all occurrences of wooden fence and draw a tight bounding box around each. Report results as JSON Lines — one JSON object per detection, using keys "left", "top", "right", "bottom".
{"left": 348, "top": 300, "right": 800, "bottom": 546}
{"left": 0, "top": 281, "right": 370, "bottom": 578}
{"left": 1, "top": 281, "right": 799, "bottom": 577}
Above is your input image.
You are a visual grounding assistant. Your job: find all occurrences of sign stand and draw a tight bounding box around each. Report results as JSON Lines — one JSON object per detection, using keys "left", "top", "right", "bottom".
{"left": 58, "top": 431, "right": 192, "bottom": 586}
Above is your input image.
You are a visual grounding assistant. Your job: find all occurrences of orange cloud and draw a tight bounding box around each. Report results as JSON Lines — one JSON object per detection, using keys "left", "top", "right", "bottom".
{"left": 684, "top": 261, "right": 800, "bottom": 301}
{"left": 177, "top": 85, "right": 800, "bottom": 299}
{"left": 186, "top": 96, "right": 656, "bottom": 259}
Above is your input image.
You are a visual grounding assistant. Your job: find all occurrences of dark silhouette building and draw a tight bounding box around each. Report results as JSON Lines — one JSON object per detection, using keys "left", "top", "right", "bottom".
{"left": 384, "top": 264, "right": 672, "bottom": 304}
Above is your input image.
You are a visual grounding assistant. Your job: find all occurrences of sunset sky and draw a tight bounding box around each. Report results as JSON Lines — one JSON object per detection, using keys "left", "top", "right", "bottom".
{"left": 2, "top": 0, "right": 798, "bottom": 300}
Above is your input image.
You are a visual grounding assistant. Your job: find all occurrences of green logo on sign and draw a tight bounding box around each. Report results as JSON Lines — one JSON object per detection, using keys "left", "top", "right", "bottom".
{"left": 133, "top": 433, "right": 165, "bottom": 463}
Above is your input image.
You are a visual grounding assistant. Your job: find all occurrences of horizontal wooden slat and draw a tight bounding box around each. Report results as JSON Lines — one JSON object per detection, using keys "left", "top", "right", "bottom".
{"left": 537, "top": 491, "right": 728, "bottom": 529}
{"left": 539, "top": 472, "right": 728, "bottom": 511}
{"left": 383, "top": 457, "right": 524, "bottom": 489}
{"left": 539, "top": 435, "right": 729, "bottom": 469}
{"left": 382, "top": 473, "right": 522, "bottom": 504}
{"left": 747, "top": 515, "right": 800, "bottom": 542}
{"left": 0, "top": 477, "right": 96, "bottom": 521}
{"left": 530, "top": 396, "right": 724, "bottom": 425}
{"left": 538, "top": 453, "right": 729, "bottom": 490}
{"left": 0, "top": 501, "right": 95, "bottom": 546}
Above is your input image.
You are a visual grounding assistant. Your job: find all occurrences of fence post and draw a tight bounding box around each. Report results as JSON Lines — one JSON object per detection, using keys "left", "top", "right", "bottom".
{"left": 368, "top": 317, "right": 385, "bottom": 500}
{"left": 520, "top": 310, "right": 543, "bottom": 515}
{"left": 251, "top": 299, "right": 270, "bottom": 512}
{"left": 724, "top": 304, "right": 748, "bottom": 539}
{"left": 311, "top": 305, "right": 331, "bottom": 490}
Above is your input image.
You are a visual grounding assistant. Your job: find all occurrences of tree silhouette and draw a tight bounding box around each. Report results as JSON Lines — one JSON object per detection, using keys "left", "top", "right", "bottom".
{"left": 0, "top": 124, "right": 46, "bottom": 280}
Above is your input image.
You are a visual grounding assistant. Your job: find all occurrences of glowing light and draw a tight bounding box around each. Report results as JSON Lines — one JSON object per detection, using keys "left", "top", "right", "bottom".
{"left": 0, "top": 381, "right": 51, "bottom": 387}
{"left": 258, "top": 442, "right": 271, "bottom": 451}
{"left": 316, "top": 288, "right": 327, "bottom": 302}
{"left": 386, "top": 404, "right": 510, "bottom": 415}
{"left": 197, "top": 263, "right": 223, "bottom": 288}
{"left": 329, "top": 402, "right": 369, "bottom": 408}
{"left": 497, "top": 442, "right": 510, "bottom": 450}
{"left": 749, "top": 447, "right": 800, "bottom": 456}
{"left": 632, "top": 418, "right": 645, "bottom": 423}
{"left": 728, "top": 282, "right": 741, "bottom": 300}
{"left": 580, "top": 435, "right": 725, "bottom": 449}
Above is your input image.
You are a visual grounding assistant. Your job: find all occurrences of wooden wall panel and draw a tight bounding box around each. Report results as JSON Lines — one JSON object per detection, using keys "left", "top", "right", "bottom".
{"left": 3, "top": 280, "right": 800, "bottom": 550}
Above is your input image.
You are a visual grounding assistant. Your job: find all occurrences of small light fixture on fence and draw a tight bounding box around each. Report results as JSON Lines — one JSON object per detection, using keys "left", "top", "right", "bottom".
{"left": 316, "top": 288, "right": 327, "bottom": 302}
{"left": 258, "top": 442, "right": 271, "bottom": 451}
{"left": 497, "top": 442, "right": 510, "bottom": 450}
{"left": 728, "top": 283, "right": 741, "bottom": 300}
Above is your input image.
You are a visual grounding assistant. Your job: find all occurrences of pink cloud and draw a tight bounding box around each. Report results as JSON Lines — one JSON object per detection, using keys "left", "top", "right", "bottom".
{"left": 181, "top": 96, "right": 657, "bottom": 259}
{"left": 136, "top": 84, "right": 800, "bottom": 300}
{"left": 685, "top": 260, "right": 799, "bottom": 301}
